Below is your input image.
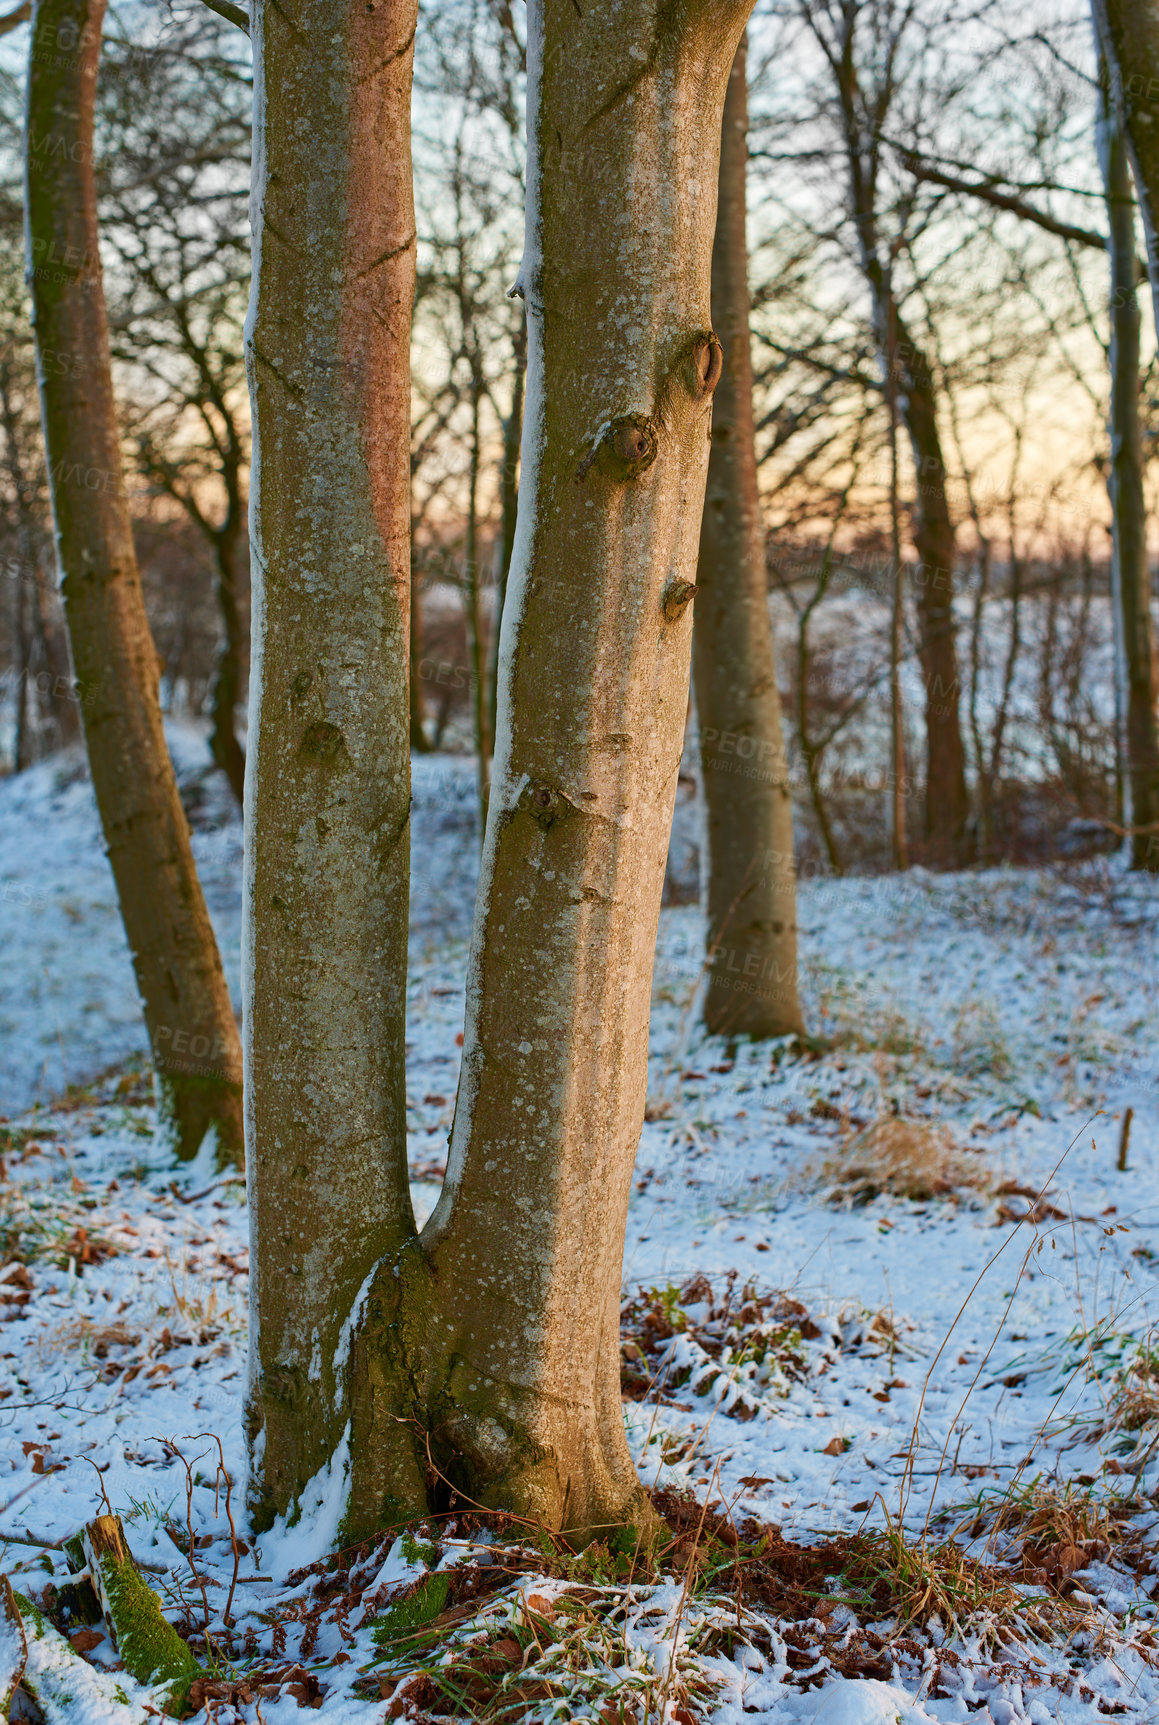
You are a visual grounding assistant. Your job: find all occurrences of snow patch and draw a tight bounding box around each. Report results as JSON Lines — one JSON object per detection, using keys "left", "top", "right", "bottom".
{"left": 256, "top": 1424, "right": 351, "bottom": 1581}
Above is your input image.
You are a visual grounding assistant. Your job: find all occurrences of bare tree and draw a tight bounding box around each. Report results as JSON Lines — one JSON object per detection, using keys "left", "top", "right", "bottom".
{"left": 98, "top": 17, "right": 252, "bottom": 803}
{"left": 25, "top": 0, "right": 243, "bottom": 1162}
{"left": 245, "top": 0, "right": 754, "bottom": 1538}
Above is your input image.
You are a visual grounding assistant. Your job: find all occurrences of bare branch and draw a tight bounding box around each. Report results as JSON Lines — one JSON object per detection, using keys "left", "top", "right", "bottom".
{"left": 195, "top": 0, "right": 249, "bottom": 34}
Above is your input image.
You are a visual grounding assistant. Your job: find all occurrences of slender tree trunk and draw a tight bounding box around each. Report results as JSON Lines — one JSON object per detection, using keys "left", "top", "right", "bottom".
{"left": 488, "top": 314, "right": 525, "bottom": 750}
{"left": 25, "top": 0, "right": 243, "bottom": 1162}
{"left": 693, "top": 37, "right": 803, "bottom": 1038}
{"left": 342, "top": 0, "right": 754, "bottom": 1544}
{"left": 11, "top": 556, "right": 29, "bottom": 770}
{"left": 795, "top": 571, "right": 843, "bottom": 874}
{"left": 883, "top": 287, "right": 910, "bottom": 872}
{"left": 208, "top": 515, "right": 247, "bottom": 806}
{"left": 1098, "top": 58, "right": 1159, "bottom": 868}
{"left": 1094, "top": 0, "right": 1159, "bottom": 340}
{"left": 890, "top": 308, "right": 969, "bottom": 862}
{"left": 463, "top": 358, "right": 491, "bottom": 822}
{"left": 243, "top": 0, "right": 418, "bottom": 1526}
{"left": 409, "top": 559, "right": 429, "bottom": 752}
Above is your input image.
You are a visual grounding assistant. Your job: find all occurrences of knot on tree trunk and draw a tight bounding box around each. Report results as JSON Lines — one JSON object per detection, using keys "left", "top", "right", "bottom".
{"left": 577, "top": 413, "right": 659, "bottom": 483}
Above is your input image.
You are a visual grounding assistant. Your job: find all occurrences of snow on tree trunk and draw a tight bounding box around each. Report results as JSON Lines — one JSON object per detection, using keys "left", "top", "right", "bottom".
{"left": 242, "top": 0, "right": 419, "bottom": 1525}
{"left": 693, "top": 35, "right": 804, "bottom": 1039}
{"left": 344, "top": 0, "right": 755, "bottom": 1545}
{"left": 24, "top": 0, "right": 244, "bottom": 1164}
{"left": 1098, "top": 63, "right": 1159, "bottom": 870}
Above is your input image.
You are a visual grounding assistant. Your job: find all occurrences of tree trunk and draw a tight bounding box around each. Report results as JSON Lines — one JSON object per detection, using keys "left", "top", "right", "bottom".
{"left": 884, "top": 290, "right": 910, "bottom": 872}
{"left": 25, "top": 0, "right": 243, "bottom": 1163}
{"left": 1094, "top": 0, "right": 1159, "bottom": 339}
{"left": 410, "top": 562, "right": 429, "bottom": 751}
{"left": 11, "top": 555, "right": 29, "bottom": 771}
{"left": 464, "top": 358, "right": 491, "bottom": 823}
{"left": 208, "top": 515, "right": 247, "bottom": 807}
{"left": 243, "top": 0, "right": 418, "bottom": 1526}
{"left": 31, "top": 558, "right": 80, "bottom": 752}
{"left": 693, "top": 36, "right": 803, "bottom": 1038}
{"left": 891, "top": 309, "right": 970, "bottom": 862}
{"left": 1098, "top": 60, "right": 1159, "bottom": 868}
{"left": 488, "top": 314, "right": 526, "bottom": 749}
{"left": 341, "top": 0, "right": 754, "bottom": 1545}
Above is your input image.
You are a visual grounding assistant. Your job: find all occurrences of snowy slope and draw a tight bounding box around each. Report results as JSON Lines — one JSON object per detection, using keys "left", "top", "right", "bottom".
{"left": 1, "top": 740, "right": 1158, "bottom": 1721}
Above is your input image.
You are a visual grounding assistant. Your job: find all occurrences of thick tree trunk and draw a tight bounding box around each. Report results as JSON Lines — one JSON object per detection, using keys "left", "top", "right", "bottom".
{"left": 243, "top": 0, "right": 418, "bottom": 1526}
{"left": 342, "top": 0, "right": 754, "bottom": 1545}
{"left": 208, "top": 515, "right": 247, "bottom": 806}
{"left": 1098, "top": 67, "right": 1159, "bottom": 868}
{"left": 693, "top": 36, "right": 803, "bottom": 1038}
{"left": 1095, "top": 0, "right": 1159, "bottom": 339}
{"left": 25, "top": 0, "right": 243, "bottom": 1162}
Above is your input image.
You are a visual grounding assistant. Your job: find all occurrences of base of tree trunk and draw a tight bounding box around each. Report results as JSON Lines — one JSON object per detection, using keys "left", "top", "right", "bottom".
{"left": 267, "top": 1243, "right": 661, "bottom": 1549}
{"left": 158, "top": 1070, "right": 244, "bottom": 1169}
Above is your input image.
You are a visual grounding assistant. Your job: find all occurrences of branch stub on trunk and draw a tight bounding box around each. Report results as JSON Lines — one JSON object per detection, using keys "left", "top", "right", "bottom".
{"left": 662, "top": 578, "right": 698, "bottom": 622}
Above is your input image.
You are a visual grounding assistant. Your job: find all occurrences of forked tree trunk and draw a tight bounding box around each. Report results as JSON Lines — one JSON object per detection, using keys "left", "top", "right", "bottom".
{"left": 693, "top": 36, "right": 803, "bottom": 1038}
{"left": 1098, "top": 63, "right": 1159, "bottom": 868}
{"left": 343, "top": 0, "right": 753, "bottom": 1544}
{"left": 25, "top": 0, "right": 243, "bottom": 1163}
{"left": 1095, "top": 0, "right": 1159, "bottom": 337}
{"left": 243, "top": 0, "right": 418, "bottom": 1524}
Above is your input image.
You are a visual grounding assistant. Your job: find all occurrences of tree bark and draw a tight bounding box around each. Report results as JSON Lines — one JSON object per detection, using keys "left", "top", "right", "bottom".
{"left": 25, "top": 0, "right": 243, "bottom": 1162}
{"left": 1094, "top": 0, "right": 1159, "bottom": 339}
{"left": 243, "top": 0, "right": 418, "bottom": 1524}
{"left": 208, "top": 514, "right": 247, "bottom": 806}
{"left": 1098, "top": 60, "right": 1159, "bottom": 868}
{"left": 342, "top": 0, "right": 754, "bottom": 1545}
{"left": 693, "top": 35, "right": 804, "bottom": 1038}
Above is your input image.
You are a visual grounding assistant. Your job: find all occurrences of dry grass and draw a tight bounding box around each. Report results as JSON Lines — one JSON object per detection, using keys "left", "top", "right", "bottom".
{"left": 820, "top": 1114, "right": 987, "bottom": 1206}
{"left": 950, "top": 1477, "right": 1144, "bottom": 1600}
{"left": 838, "top": 1516, "right": 1056, "bottom": 1645}
{"left": 1104, "top": 1344, "right": 1159, "bottom": 1444}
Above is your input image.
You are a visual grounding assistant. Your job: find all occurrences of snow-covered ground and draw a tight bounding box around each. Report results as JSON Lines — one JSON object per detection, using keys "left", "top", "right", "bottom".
{"left": 2, "top": 733, "right": 1159, "bottom": 1722}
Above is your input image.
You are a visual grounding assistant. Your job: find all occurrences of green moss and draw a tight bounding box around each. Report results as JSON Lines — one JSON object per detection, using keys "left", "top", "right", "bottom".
{"left": 13, "top": 1590, "right": 45, "bottom": 1636}
{"left": 399, "top": 1531, "right": 438, "bottom": 1568}
{"left": 370, "top": 1572, "right": 449, "bottom": 1655}
{"left": 101, "top": 1554, "right": 201, "bottom": 1709}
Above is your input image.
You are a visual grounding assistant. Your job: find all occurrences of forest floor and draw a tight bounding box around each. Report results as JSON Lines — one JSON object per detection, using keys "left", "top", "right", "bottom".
{"left": 2, "top": 733, "right": 1159, "bottom": 1723}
